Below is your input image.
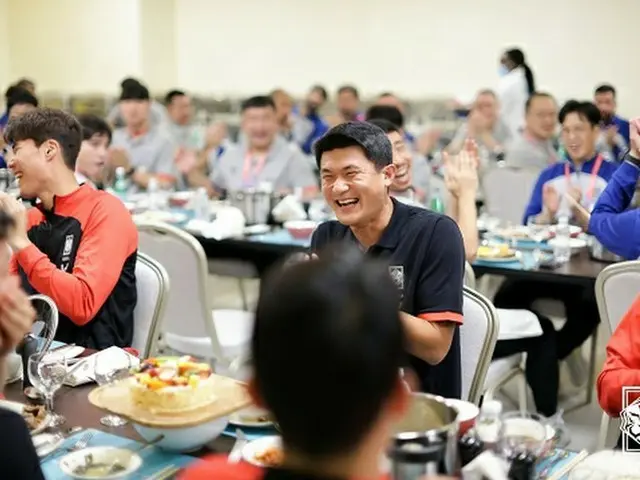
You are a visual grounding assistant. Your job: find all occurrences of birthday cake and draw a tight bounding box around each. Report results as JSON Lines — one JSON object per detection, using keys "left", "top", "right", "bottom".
{"left": 129, "top": 356, "right": 216, "bottom": 413}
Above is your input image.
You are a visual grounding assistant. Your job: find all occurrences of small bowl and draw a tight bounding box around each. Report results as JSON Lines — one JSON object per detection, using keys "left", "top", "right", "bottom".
{"left": 447, "top": 399, "right": 479, "bottom": 437}
{"left": 59, "top": 446, "right": 142, "bottom": 479}
{"left": 132, "top": 415, "right": 229, "bottom": 452}
{"left": 284, "top": 220, "right": 318, "bottom": 239}
{"left": 168, "top": 191, "right": 193, "bottom": 208}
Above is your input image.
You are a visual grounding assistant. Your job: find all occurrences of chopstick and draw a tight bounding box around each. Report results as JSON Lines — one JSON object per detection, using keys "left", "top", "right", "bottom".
{"left": 545, "top": 449, "right": 588, "bottom": 480}
{"left": 148, "top": 465, "right": 180, "bottom": 480}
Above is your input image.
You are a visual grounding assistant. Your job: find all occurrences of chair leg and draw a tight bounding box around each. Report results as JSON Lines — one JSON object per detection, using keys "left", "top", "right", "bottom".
{"left": 596, "top": 411, "right": 610, "bottom": 450}
{"left": 517, "top": 372, "right": 528, "bottom": 413}
{"left": 564, "top": 326, "right": 599, "bottom": 413}
{"left": 237, "top": 278, "right": 249, "bottom": 311}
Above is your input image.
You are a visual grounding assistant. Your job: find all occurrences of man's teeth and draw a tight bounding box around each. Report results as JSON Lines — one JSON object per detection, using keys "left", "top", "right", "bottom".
{"left": 336, "top": 199, "right": 358, "bottom": 206}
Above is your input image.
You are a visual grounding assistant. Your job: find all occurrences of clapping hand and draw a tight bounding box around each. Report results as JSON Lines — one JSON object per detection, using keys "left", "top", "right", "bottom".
{"left": 0, "top": 193, "right": 30, "bottom": 252}
{"left": 443, "top": 139, "right": 479, "bottom": 199}
{"left": 630, "top": 117, "right": 640, "bottom": 158}
{"left": 604, "top": 125, "right": 619, "bottom": 147}
{"left": 0, "top": 275, "right": 35, "bottom": 357}
{"left": 542, "top": 184, "right": 560, "bottom": 216}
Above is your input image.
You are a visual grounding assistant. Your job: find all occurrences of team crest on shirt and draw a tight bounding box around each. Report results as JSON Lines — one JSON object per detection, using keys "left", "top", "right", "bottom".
{"left": 389, "top": 266, "right": 404, "bottom": 291}
{"left": 63, "top": 234, "right": 74, "bottom": 256}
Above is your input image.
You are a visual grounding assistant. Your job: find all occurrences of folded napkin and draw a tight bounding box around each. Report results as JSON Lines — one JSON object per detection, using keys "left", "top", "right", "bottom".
{"left": 64, "top": 346, "right": 139, "bottom": 387}
{"left": 462, "top": 451, "right": 509, "bottom": 480}
{"left": 496, "top": 309, "right": 544, "bottom": 341}
{"left": 186, "top": 206, "right": 245, "bottom": 240}
{"left": 272, "top": 195, "right": 307, "bottom": 223}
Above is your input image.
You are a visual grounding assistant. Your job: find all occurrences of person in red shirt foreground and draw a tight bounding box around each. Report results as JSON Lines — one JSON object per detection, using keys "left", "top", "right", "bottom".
{"left": 182, "top": 248, "right": 415, "bottom": 480}
{"left": 597, "top": 294, "right": 640, "bottom": 449}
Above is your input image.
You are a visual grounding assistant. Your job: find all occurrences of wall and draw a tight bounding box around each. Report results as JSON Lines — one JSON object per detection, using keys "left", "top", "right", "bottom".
{"left": 3, "top": 0, "right": 640, "bottom": 114}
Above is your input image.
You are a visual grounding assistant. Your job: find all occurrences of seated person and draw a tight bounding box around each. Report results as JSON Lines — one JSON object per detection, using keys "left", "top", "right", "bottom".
{"left": 310, "top": 121, "right": 465, "bottom": 398}
{"left": 597, "top": 294, "right": 640, "bottom": 449}
{"left": 208, "top": 96, "right": 318, "bottom": 196}
{"left": 588, "top": 117, "right": 640, "bottom": 260}
{"left": 0, "top": 246, "right": 42, "bottom": 480}
{"left": 107, "top": 78, "right": 168, "bottom": 128}
{"left": 0, "top": 88, "right": 39, "bottom": 168}
{"left": 496, "top": 100, "right": 618, "bottom": 389}
{"left": 444, "top": 140, "right": 559, "bottom": 416}
{"left": 1, "top": 108, "right": 138, "bottom": 349}
{"left": 296, "top": 85, "right": 330, "bottom": 155}
{"left": 366, "top": 109, "right": 430, "bottom": 203}
{"left": 75, "top": 115, "right": 111, "bottom": 188}
{"left": 326, "top": 85, "right": 364, "bottom": 126}
{"left": 181, "top": 249, "right": 409, "bottom": 480}
{"left": 110, "top": 82, "right": 178, "bottom": 190}
{"left": 446, "top": 89, "right": 511, "bottom": 165}
{"left": 504, "top": 92, "right": 559, "bottom": 170}
{"left": 594, "top": 84, "right": 629, "bottom": 162}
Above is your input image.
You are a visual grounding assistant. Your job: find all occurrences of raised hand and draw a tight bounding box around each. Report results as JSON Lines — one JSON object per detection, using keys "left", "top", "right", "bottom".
{"left": 630, "top": 117, "right": 640, "bottom": 158}
{"left": 542, "top": 184, "right": 560, "bottom": 216}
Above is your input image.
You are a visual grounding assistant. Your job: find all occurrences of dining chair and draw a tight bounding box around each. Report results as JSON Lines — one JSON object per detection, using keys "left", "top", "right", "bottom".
{"left": 460, "top": 286, "right": 500, "bottom": 404}
{"left": 132, "top": 252, "right": 170, "bottom": 358}
{"left": 595, "top": 260, "right": 640, "bottom": 450}
{"left": 481, "top": 167, "right": 540, "bottom": 226}
{"left": 28, "top": 294, "right": 59, "bottom": 353}
{"left": 136, "top": 220, "right": 253, "bottom": 376}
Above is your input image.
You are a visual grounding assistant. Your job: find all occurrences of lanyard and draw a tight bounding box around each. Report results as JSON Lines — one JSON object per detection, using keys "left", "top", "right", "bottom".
{"left": 563, "top": 154, "right": 603, "bottom": 203}
{"left": 241, "top": 153, "right": 267, "bottom": 187}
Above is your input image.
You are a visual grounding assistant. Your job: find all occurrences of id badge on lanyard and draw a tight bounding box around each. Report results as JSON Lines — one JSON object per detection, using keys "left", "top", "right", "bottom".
{"left": 563, "top": 154, "right": 603, "bottom": 205}
{"left": 241, "top": 154, "right": 267, "bottom": 189}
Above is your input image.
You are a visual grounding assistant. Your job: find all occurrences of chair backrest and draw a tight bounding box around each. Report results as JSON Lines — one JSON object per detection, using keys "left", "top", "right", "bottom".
{"left": 464, "top": 262, "right": 476, "bottom": 289}
{"left": 133, "top": 252, "right": 170, "bottom": 358}
{"left": 29, "top": 294, "right": 58, "bottom": 353}
{"left": 481, "top": 167, "right": 540, "bottom": 225}
{"left": 136, "top": 221, "right": 225, "bottom": 361}
{"left": 460, "top": 287, "right": 500, "bottom": 404}
{"left": 595, "top": 260, "right": 640, "bottom": 335}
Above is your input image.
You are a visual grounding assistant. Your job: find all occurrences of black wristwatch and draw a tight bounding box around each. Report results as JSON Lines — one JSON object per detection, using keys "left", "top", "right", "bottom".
{"left": 625, "top": 150, "right": 640, "bottom": 168}
{"left": 125, "top": 166, "right": 136, "bottom": 177}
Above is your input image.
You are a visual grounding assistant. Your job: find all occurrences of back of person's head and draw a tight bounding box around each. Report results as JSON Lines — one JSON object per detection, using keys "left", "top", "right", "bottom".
{"left": 367, "top": 118, "right": 401, "bottom": 135}
{"left": 241, "top": 95, "right": 276, "bottom": 112}
{"left": 4, "top": 85, "right": 21, "bottom": 101}
{"left": 558, "top": 100, "right": 601, "bottom": 127}
{"left": 505, "top": 47, "right": 535, "bottom": 95}
{"left": 120, "top": 77, "right": 142, "bottom": 90}
{"left": 594, "top": 84, "right": 616, "bottom": 97}
{"left": 365, "top": 105, "right": 405, "bottom": 128}
{"left": 337, "top": 85, "right": 359, "bottom": 99}
{"left": 15, "top": 78, "right": 35, "bottom": 93}
{"left": 6, "top": 88, "right": 38, "bottom": 113}
{"left": 314, "top": 121, "right": 392, "bottom": 169}
{"left": 164, "top": 89, "right": 186, "bottom": 105}
{"left": 252, "top": 247, "right": 406, "bottom": 458}
{"left": 77, "top": 114, "right": 112, "bottom": 143}
{"left": 310, "top": 84, "right": 328, "bottom": 101}
{"left": 4, "top": 108, "right": 82, "bottom": 170}
{"left": 120, "top": 82, "right": 150, "bottom": 102}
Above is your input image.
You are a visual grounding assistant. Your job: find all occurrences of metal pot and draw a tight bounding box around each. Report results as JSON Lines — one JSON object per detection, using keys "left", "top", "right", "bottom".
{"left": 227, "top": 189, "right": 278, "bottom": 225}
{"left": 588, "top": 236, "right": 623, "bottom": 263}
{"left": 390, "top": 393, "right": 459, "bottom": 478}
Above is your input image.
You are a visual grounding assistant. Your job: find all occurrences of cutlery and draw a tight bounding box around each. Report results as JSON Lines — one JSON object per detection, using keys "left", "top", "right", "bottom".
{"left": 148, "top": 464, "right": 180, "bottom": 480}
{"left": 228, "top": 429, "right": 247, "bottom": 463}
{"left": 546, "top": 450, "right": 588, "bottom": 480}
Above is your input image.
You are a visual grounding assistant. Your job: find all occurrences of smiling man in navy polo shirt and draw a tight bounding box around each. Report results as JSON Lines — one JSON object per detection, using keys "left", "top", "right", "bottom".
{"left": 310, "top": 121, "right": 466, "bottom": 399}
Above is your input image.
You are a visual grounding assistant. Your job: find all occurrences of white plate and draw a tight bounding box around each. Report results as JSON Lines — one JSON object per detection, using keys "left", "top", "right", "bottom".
{"left": 243, "top": 224, "right": 271, "bottom": 236}
{"left": 44, "top": 345, "right": 85, "bottom": 363}
{"left": 60, "top": 447, "right": 142, "bottom": 479}
{"left": 242, "top": 436, "right": 282, "bottom": 467}
{"left": 230, "top": 406, "right": 273, "bottom": 428}
{"left": 33, "top": 432, "right": 63, "bottom": 457}
{"left": 134, "top": 211, "right": 188, "bottom": 224}
{"left": 547, "top": 237, "right": 587, "bottom": 249}
{"left": 0, "top": 400, "right": 51, "bottom": 435}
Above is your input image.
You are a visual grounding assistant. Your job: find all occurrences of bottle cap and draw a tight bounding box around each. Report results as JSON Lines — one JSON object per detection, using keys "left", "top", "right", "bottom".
{"left": 481, "top": 400, "right": 502, "bottom": 416}
{"left": 115, "top": 166, "right": 125, "bottom": 175}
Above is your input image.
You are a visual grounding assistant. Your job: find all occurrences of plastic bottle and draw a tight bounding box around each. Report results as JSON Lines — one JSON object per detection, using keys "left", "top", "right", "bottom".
{"left": 113, "top": 167, "right": 129, "bottom": 196}
{"left": 193, "top": 187, "right": 210, "bottom": 221}
{"left": 458, "top": 428, "right": 485, "bottom": 467}
{"left": 553, "top": 215, "right": 572, "bottom": 263}
{"left": 429, "top": 187, "right": 445, "bottom": 214}
{"left": 147, "top": 177, "right": 160, "bottom": 210}
{"left": 474, "top": 400, "right": 504, "bottom": 454}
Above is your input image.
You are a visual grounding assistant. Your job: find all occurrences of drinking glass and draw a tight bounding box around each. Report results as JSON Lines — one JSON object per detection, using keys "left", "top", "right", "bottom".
{"left": 93, "top": 351, "right": 132, "bottom": 427}
{"left": 527, "top": 216, "right": 548, "bottom": 268}
{"left": 28, "top": 353, "right": 68, "bottom": 427}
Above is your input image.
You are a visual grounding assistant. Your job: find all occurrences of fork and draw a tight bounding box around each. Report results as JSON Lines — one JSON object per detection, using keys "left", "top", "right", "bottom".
{"left": 46, "top": 431, "right": 95, "bottom": 459}
{"left": 147, "top": 465, "right": 180, "bottom": 480}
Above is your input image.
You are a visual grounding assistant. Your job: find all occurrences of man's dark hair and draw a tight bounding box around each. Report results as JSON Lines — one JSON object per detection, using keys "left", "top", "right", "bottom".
{"left": 314, "top": 121, "right": 392, "bottom": 169}
{"left": 15, "top": 78, "right": 35, "bottom": 91}
{"left": 7, "top": 89, "right": 38, "bottom": 113}
{"left": 367, "top": 118, "right": 401, "bottom": 135}
{"left": 241, "top": 95, "right": 276, "bottom": 112}
{"left": 525, "top": 92, "right": 555, "bottom": 112}
{"left": 4, "top": 108, "right": 82, "bottom": 170}
{"left": 337, "top": 85, "right": 359, "bottom": 99}
{"left": 120, "top": 77, "right": 141, "bottom": 90}
{"left": 164, "top": 89, "right": 186, "bottom": 105}
{"left": 365, "top": 105, "right": 404, "bottom": 128}
{"left": 595, "top": 84, "right": 616, "bottom": 97}
{"left": 558, "top": 100, "right": 601, "bottom": 126}
{"left": 4, "top": 85, "right": 21, "bottom": 101}
{"left": 120, "top": 82, "right": 150, "bottom": 101}
{"left": 253, "top": 247, "right": 405, "bottom": 457}
{"left": 310, "top": 85, "right": 328, "bottom": 101}
{"left": 78, "top": 114, "right": 112, "bottom": 144}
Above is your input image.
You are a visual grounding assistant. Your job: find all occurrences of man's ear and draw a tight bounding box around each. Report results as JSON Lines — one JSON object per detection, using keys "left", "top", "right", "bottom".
{"left": 382, "top": 163, "right": 396, "bottom": 188}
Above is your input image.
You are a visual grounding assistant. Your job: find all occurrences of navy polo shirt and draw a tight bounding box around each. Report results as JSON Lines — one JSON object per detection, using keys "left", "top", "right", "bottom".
{"left": 310, "top": 198, "right": 465, "bottom": 399}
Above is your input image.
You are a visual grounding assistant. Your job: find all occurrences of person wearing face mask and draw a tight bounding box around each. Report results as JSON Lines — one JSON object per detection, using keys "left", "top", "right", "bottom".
{"left": 497, "top": 48, "right": 536, "bottom": 137}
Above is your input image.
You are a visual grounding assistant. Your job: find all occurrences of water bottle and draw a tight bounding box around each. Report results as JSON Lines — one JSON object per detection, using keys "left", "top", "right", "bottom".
{"left": 193, "top": 187, "right": 210, "bottom": 221}
{"left": 474, "top": 400, "right": 504, "bottom": 454}
{"left": 147, "top": 177, "right": 160, "bottom": 210}
{"left": 429, "top": 187, "right": 445, "bottom": 214}
{"left": 553, "top": 215, "right": 572, "bottom": 263}
{"left": 113, "top": 167, "right": 129, "bottom": 196}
